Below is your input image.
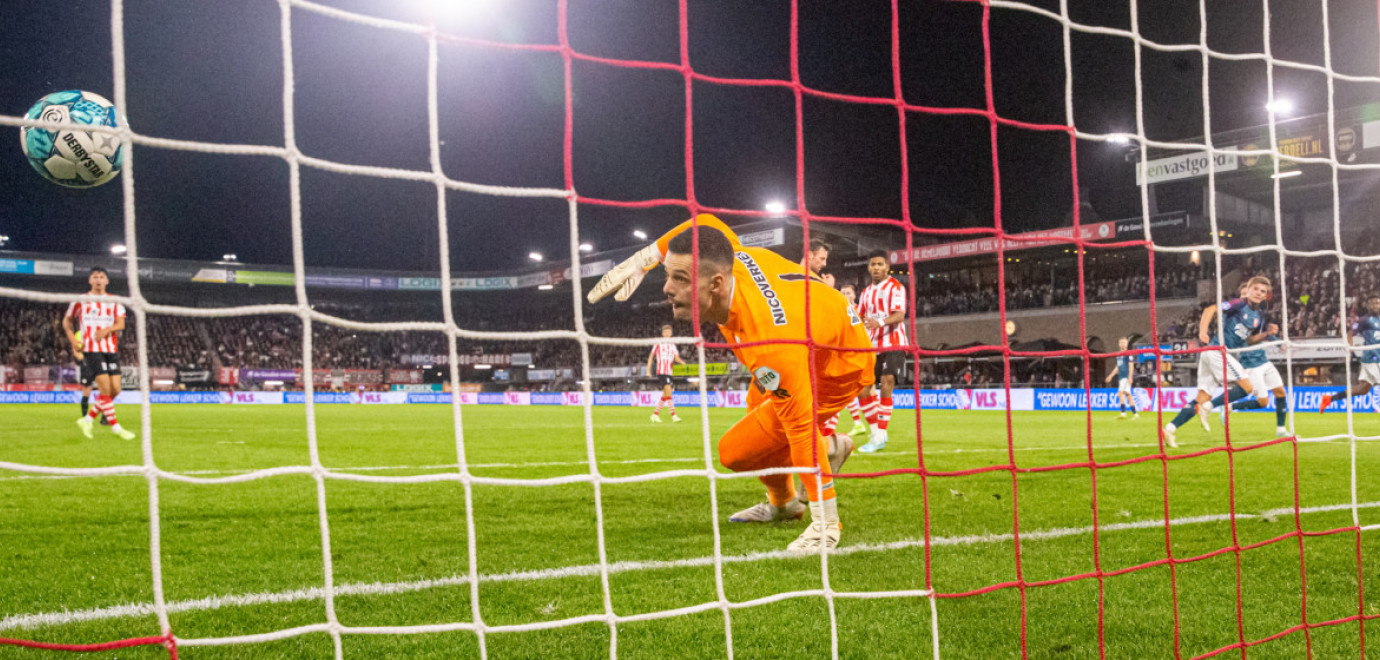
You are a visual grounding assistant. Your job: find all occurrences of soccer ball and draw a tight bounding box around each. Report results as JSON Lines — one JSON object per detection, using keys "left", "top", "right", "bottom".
{"left": 20, "top": 90, "right": 125, "bottom": 189}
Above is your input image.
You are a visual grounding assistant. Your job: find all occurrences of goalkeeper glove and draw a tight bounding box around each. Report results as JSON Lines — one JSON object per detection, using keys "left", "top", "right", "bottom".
{"left": 587, "top": 243, "right": 662, "bottom": 304}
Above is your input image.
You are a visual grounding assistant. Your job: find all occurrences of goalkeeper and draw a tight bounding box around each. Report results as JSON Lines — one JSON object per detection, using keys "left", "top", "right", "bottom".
{"left": 589, "top": 214, "right": 874, "bottom": 553}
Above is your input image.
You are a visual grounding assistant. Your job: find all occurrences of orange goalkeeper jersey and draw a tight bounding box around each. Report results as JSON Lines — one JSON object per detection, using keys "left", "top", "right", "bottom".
{"left": 656, "top": 215, "right": 877, "bottom": 441}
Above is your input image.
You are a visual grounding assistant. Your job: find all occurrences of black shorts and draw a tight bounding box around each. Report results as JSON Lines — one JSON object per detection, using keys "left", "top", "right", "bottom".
{"left": 82, "top": 352, "right": 120, "bottom": 385}
{"left": 659, "top": 375, "right": 679, "bottom": 387}
{"left": 874, "top": 350, "right": 906, "bottom": 382}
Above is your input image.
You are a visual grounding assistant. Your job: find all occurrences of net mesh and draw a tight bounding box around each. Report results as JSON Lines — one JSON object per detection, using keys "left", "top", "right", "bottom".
{"left": 0, "top": 0, "right": 1377, "bottom": 658}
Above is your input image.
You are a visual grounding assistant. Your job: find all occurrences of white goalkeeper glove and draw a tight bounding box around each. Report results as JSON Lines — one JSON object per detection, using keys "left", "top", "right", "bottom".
{"left": 587, "top": 243, "right": 663, "bottom": 303}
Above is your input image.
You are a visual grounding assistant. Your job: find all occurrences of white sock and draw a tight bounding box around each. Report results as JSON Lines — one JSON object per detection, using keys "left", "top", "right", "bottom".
{"left": 808, "top": 498, "right": 839, "bottom": 524}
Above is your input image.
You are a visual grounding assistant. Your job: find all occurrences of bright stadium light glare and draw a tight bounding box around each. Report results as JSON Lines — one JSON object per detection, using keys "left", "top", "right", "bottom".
{"left": 1266, "top": 98, "right": 1294, "bottom": 115}
{"left": 538, "top": 284, "right": 554, "bottom": 290}
{"left": 110, "top": 244, "right": 127, "bottom": 255}
{"left": 0, "top": 235, "right": 9, "bottom": 247}
{"left": 1108, "top": 134, "right": 1130, "bottom": 145}
{"left": 765, "top": 201, "right": 787, "bottom": 214}
{"left": 633, "top": 229, "right": 648, "bottom": 240}
{"left": 222, "top": 253, "right": 238, "bottom": 262}
{"left": 528, "top": 252, "right": 543, "bottom": 262}
{"left": 473, "top": 364, "right": 492, "bottom": 370}
{"left": 1272, "top": 170, "right": 1303, "bottom": 179}
{"left": 579, "top": 243, "right": 593, "bottom": 252}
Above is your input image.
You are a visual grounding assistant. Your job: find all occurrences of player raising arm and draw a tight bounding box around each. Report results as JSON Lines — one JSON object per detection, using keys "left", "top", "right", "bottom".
{"left": 1161, "top": 276, "right": 1271, "bottom": 447}
{"left": 646, "top": 324, "right": 686, "bottom": 423}
{"left": 589, "top": 214, "right": 874, "bottom": 553}
{"left": 1319, "top": 294, "right": 1380, "bottom": 413}
{"left": 61, "top": 266, "right": 135, "bottom": 440}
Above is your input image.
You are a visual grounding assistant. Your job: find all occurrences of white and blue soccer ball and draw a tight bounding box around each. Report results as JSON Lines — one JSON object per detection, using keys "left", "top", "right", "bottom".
{"left": 20, "top": 90, "right": 124, "bottom": 189}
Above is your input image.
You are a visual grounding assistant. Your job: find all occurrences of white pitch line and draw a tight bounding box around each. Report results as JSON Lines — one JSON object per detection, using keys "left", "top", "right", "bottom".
{"left": 4, "top": 499, "right": 1377, "bottom": 633}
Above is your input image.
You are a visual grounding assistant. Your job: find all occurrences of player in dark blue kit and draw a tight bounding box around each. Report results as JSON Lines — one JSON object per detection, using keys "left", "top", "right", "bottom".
{"left": 1225, "top": 282, "right": 1290, "bottom": 437}
{"left": 1162, "top": 276, "right": 1272, "bottom": 447}
{"left": 1104, "top": 336, "right": 1139, "bottom": 419}
{"left": 1319, "top": 294, "right": 1380, "bottom": 413}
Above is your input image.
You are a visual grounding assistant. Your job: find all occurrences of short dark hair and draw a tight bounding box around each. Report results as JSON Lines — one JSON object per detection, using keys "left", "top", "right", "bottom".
{"left": 666, "top": 226, "right": 735, "bottom": 273}
{"left": 809, "top": 238, "right": 831, "bottom": 254}
{"left": 90, "top": 266, "right": 108, "bottom": 275}
{"left": 868, "top": 250, "right": 889, "bottom": 263}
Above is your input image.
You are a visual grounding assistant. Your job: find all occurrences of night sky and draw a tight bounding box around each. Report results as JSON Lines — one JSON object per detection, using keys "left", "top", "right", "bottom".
{"left": 2, "top": 0, "right": 1377, "bottom": 273}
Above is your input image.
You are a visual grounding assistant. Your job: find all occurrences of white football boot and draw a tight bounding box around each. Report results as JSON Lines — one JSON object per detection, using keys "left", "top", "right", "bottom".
{"left": 729, "top": 499, "right": 807, "bottom": 523}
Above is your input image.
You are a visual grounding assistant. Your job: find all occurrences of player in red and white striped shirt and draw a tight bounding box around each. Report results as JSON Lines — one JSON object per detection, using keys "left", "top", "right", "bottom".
{"left": 855, "top": 251, "right": 908, "bottom": 453}
{"left": 61, "top": 267, "right": 135, "bottom": 440}
{"left": 646, "top": 324, "right": 686, "bottom": 423}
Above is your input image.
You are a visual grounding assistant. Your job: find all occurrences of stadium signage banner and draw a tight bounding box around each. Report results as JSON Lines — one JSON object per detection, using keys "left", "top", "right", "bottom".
{"left": 177, "top": 369, "right": 213, "bottom": 384}
{"left": 889, "top": 222, "right": 1116, "bottom": 264}
{"left": 388, "top": 369, "right": 423, "bottom": 384}
{"left": 561, "top": 259, "right": 614, "bottom": 280}
{"left": 1264, "top": 338, "right": 1351, "bottom": 361}
{"left": 391, "top": 383, "right": 443, "bottom": 392}
{"left": 241, "top": 369, "right": 298, "bottom": 381}
{"left": 1114, "top": 211, "right": 1190, "bottom": 237}
{"left": 0, "top": 258, "right": 73, "bottom": 276}
{"left": 589, "top": 366, "right": 637, "bottom": 379}
{"left": 671, "top": 362, "right": 731, "bottom": 377}
{"left": 739, "top": 228, "right": 785, "bottom": 248}
{"left": 5, "top": 387, "right": 1377, "bottom": 411}
{"left": 1135, "top": 151, "right": 1239, "bottom": 184}
{"left": 399, "top": 353, "right": 512, "bottom": 366}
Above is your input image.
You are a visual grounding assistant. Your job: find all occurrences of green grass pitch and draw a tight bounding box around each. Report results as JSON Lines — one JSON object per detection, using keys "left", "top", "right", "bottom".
{"left": 2, "top": 403, "right": 1380, "bottom": 659}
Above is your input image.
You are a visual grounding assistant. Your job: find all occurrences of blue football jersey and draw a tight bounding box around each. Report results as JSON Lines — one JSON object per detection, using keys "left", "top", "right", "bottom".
{"left": 1116, "top": 355, "right": 1132, "bottom": 379}
{"left": 1354, "top": 316, "right": 1380, "bottom": 364}
{"left": 1212, "top": 298, "right": 1265, "bottom": 353}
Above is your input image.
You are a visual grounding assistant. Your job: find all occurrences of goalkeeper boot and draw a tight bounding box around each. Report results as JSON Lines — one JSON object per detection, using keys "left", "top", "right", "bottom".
{"left": 787, "top": 521, "right": 842, "bottom": 554}
{"left": 76, "top": 416, "right": 94, "bottom": 439}
{"left": 671, "top": 413, "right": 683, "bottom": 423}
{"left": 858, "top": 429, "right": 887, "bottom": 454}
{"left": 113, "top": 426, "right": 135, "bottom": 441}
{"left": 729, "top": 499, "right": 806, "bottom": 523}
{"left": 650, "top": 412, "right": 662, "bottom": 423}
{"left": 1318, "top": 394, "right": 1332, "bottom": 414}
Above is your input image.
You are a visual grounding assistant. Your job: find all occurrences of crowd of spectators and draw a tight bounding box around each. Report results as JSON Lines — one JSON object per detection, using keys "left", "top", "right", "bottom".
{"left": 907, "top": 267, "right": 1200, "bottom": 317}
{"left": 8, "top": 240, "right": 1380, "bottom": 384}
{"left": 0, "top": 300, "right": 211, "bottom": 370}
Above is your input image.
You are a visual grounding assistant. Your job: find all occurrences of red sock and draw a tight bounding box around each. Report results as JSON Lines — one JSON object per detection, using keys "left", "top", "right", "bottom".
{"left": 859, "top": 394, "right": 880, "bottom": 426}
{"left": 666, "top": 398, "right": 675, "bottom": 415}
{"left": 878, "top": 396, "right": 893, "bottom": 431}
{"left": 97, "top": 396, "right": 117, "bottom": 426}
